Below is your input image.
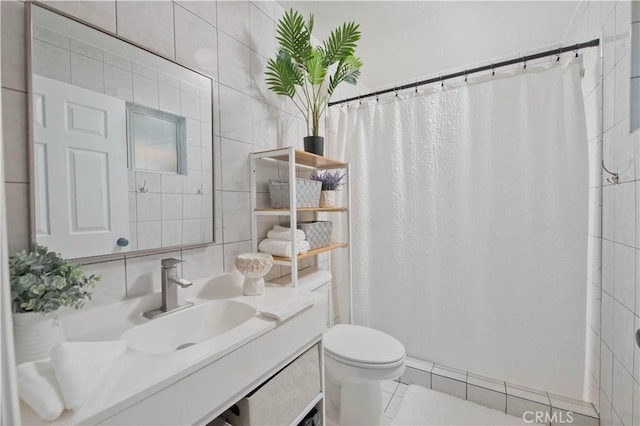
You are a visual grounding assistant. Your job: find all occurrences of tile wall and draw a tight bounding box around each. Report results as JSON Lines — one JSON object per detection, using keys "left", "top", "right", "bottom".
{"left": 399, "top": 360, "right": 599, "bottom": 426}
{"left": 1, "top": 0, "right": 362, "bottom": 317}
{"left": 564, "top": 1, "right": 640, "bottom": 425}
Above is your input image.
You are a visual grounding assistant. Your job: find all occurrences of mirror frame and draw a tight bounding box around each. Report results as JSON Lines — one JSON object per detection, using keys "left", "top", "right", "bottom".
{"left": 26, "top": 1, "right": 217, "bottom": 262}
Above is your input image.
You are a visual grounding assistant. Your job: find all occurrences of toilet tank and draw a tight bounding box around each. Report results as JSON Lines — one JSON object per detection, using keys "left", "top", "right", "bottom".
{"left": 268, "top": 268, "right": 332, "bottom": 327}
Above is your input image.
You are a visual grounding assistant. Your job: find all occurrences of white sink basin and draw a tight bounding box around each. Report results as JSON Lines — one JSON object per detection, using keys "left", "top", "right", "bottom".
{"left": 121, "top": 300, "right": 258, "bottom": 354}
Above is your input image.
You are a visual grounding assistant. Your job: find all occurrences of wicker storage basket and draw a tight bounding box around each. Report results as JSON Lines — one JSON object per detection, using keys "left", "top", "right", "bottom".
{"left": 297, "top": 221, "right": 332, "bottom": 250}
{"left": 268, "top": 179, "right": 321, "bottom": 208}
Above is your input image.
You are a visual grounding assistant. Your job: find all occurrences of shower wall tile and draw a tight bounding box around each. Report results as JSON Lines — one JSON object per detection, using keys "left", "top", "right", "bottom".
{"left": 566, "top": 0, "right": 640, "bottom": 418}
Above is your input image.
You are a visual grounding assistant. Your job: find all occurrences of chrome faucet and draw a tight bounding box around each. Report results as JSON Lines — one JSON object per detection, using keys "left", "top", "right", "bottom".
{"left": 143, "top": 258, "right": 194, "bottom": 319}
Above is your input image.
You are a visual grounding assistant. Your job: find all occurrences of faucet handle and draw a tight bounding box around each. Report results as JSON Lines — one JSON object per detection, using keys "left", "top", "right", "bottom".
{"left": 161, "top": 258, "right": 183, "bottom": 268}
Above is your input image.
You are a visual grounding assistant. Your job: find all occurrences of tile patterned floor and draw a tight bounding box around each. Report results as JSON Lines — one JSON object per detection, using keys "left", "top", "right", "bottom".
{"left": 382, "top": 380, "right": 407, "bottom": 423}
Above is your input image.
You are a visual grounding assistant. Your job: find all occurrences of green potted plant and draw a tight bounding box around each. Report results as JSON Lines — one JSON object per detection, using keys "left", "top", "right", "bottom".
{"left": 265, "top": 9, "right": 362, "bottom": 156}
{"left": 10, "top": 245, "right": 99, "bottom": 363}
{"left": 311, "top": 170, "right": 345, "bottom": 207}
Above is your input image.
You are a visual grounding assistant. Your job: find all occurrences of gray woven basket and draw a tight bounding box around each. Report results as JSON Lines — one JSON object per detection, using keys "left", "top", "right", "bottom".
{"left": 297, "top": 221, "right": 332, "bottom": 249}
{"left": 268, "top": 179, "right": 321, "bottom": 208}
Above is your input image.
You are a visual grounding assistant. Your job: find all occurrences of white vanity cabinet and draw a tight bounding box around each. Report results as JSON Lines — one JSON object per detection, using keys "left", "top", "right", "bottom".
{"left": 96, "top": 294, "right": 327, "bottom": 426}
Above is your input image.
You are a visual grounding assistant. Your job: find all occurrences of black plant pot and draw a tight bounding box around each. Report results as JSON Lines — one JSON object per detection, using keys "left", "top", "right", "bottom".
{"left": 303, "top": 136, "right": 324, "bottom": 156}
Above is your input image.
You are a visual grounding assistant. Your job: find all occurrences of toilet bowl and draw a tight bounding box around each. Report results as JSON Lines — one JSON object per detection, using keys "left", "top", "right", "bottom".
{"left": 324, "top": 324, "right": 406, "bottom": 425}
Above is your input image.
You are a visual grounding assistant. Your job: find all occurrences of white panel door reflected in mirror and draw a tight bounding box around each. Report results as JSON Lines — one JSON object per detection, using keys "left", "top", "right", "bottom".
{"left": 29, "top": 4, "right": 215, "bottom": 259}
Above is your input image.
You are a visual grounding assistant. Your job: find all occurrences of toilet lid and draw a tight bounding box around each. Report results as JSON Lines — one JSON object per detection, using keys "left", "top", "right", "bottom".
{"left": 324, "top": 324, "right": 405, "bottom": 365}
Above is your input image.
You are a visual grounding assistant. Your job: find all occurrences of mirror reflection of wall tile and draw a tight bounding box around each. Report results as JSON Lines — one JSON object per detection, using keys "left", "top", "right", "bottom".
{"left": 104, "top": 64, "right": 133, "bottom": 101}
{"left": 70, "top": 52, "right": 105, "bottom": 93}
{"left": 132, "top": 74, "right": 159, "bottom": 109}
{"left": 137, "top": 221, "right": 161, "bottom": 250}
{"left": 32, "top": 39, "right": 70, "bottom": 83}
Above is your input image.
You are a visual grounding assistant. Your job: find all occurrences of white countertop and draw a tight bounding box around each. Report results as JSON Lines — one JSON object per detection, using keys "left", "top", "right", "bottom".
{"left": 19, "top": 273, "right": 323, "bottom": 425}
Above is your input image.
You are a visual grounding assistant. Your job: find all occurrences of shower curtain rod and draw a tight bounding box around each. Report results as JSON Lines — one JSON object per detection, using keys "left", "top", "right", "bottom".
{"left": 328, "top": 38, "right": 600, "bottom": 107}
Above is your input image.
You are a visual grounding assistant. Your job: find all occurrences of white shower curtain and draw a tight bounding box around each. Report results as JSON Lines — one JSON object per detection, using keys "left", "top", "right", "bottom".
{"left": 329, "top": 62, "right": 588, "bottom": 398}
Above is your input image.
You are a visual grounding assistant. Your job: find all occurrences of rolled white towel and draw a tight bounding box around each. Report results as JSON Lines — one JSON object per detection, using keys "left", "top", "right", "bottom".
{"left": 273, "top": 225, "right": 305, "bottom": 241}
{"left": 51, "top": 340, "right": 127, "bottom": 410}
{"left": 258, "top": 239, "right": 310, "bottom": 257}
{"left": 17, "top": 360, "right": 65, "bottom": 421}
{"left": 266, "top": 229, "right": 305, "bottom": 242}
{"left": 260, "top": 293, "right": 315, "bottom": 322}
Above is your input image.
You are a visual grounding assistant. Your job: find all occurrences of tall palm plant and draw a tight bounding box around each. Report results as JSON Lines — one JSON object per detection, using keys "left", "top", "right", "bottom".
{"left": 265, "top": 9, "right": 362, "bottom": 137}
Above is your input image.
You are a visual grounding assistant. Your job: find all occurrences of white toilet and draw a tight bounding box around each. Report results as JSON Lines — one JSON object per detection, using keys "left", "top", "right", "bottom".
{"left": 324, "top": 324, "right": 406, "bottom": 425}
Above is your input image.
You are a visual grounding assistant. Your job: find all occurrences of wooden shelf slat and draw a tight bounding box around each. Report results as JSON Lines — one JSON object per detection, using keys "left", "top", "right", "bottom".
{"left": 255, "top": 207, "right": 347, "bottom": 215}
{"left": 252, "top": 148, "right": 347, "bottom": 169}
{"left": 269, "top": 242, "right": 348, "bottom": 263}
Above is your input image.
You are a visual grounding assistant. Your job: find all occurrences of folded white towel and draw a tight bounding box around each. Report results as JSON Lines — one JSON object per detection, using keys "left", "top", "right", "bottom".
{"left": 266, "top": 229, "right": 305, "bottom": 242}
{"left": 260, "top": 294, "right": 315, "bottom": 322}
{"left": 273, "top": 225, "right": 306, "bottom": 241}
{"left": 258, "top": 239, "right": 310, "bottom": 257}
{"left": 51, "top": 340, "right": 127, "bottom": 410}
{"left": 17, "top": 360, "right": 65, "bottom": 421}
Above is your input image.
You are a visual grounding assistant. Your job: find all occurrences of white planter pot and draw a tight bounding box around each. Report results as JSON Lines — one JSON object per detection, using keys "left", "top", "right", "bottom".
{"left": 320, "top": 190, "right": 339, "bottom": 208}
{"left": 13, "top": 312, "right": 66, "bottom": 363}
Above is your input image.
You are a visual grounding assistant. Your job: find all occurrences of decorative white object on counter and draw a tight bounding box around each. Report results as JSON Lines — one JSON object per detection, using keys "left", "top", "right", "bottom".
{"left": 13, "top": 312, "right": 65, "bottom": 364}
{"left": 320, "top": 190, "right": 339, "bottom": 208}
{"left": 235, "top": 253, "right": 274, "bottom": 296}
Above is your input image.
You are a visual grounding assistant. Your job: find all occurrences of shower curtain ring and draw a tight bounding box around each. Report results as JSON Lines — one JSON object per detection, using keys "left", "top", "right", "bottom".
{"left": 464, "top": 71, "right": 468, "bottom": 83}
{"left": 602, "top": 160, "right": 620, "bottom": 184}
{"left": 440, "top": 76, "right": 444, "bottom": 88}
{"left": 523, "top": 58, "right": 527, "bottom": 71}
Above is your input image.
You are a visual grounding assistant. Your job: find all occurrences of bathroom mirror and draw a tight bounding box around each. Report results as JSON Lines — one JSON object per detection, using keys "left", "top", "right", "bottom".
{"left": 28, "top": 4, "right": 215, "bottom": 259}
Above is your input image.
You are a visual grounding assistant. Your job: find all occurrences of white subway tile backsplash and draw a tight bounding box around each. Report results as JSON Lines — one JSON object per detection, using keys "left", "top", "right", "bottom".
{"left": 182, "top": 245, "right": 224, "bottom": 280}
{"left": 222, "top": 191, "right": 251, "bottom": 243}
{"left": 79, "top": 259, "right": 126, "bottom": 307}
{"left": 223, "top": 240, "right": 252, "bottom": 272}
{"left": 252, "top": 99, "right": 278, "bottom": 148}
